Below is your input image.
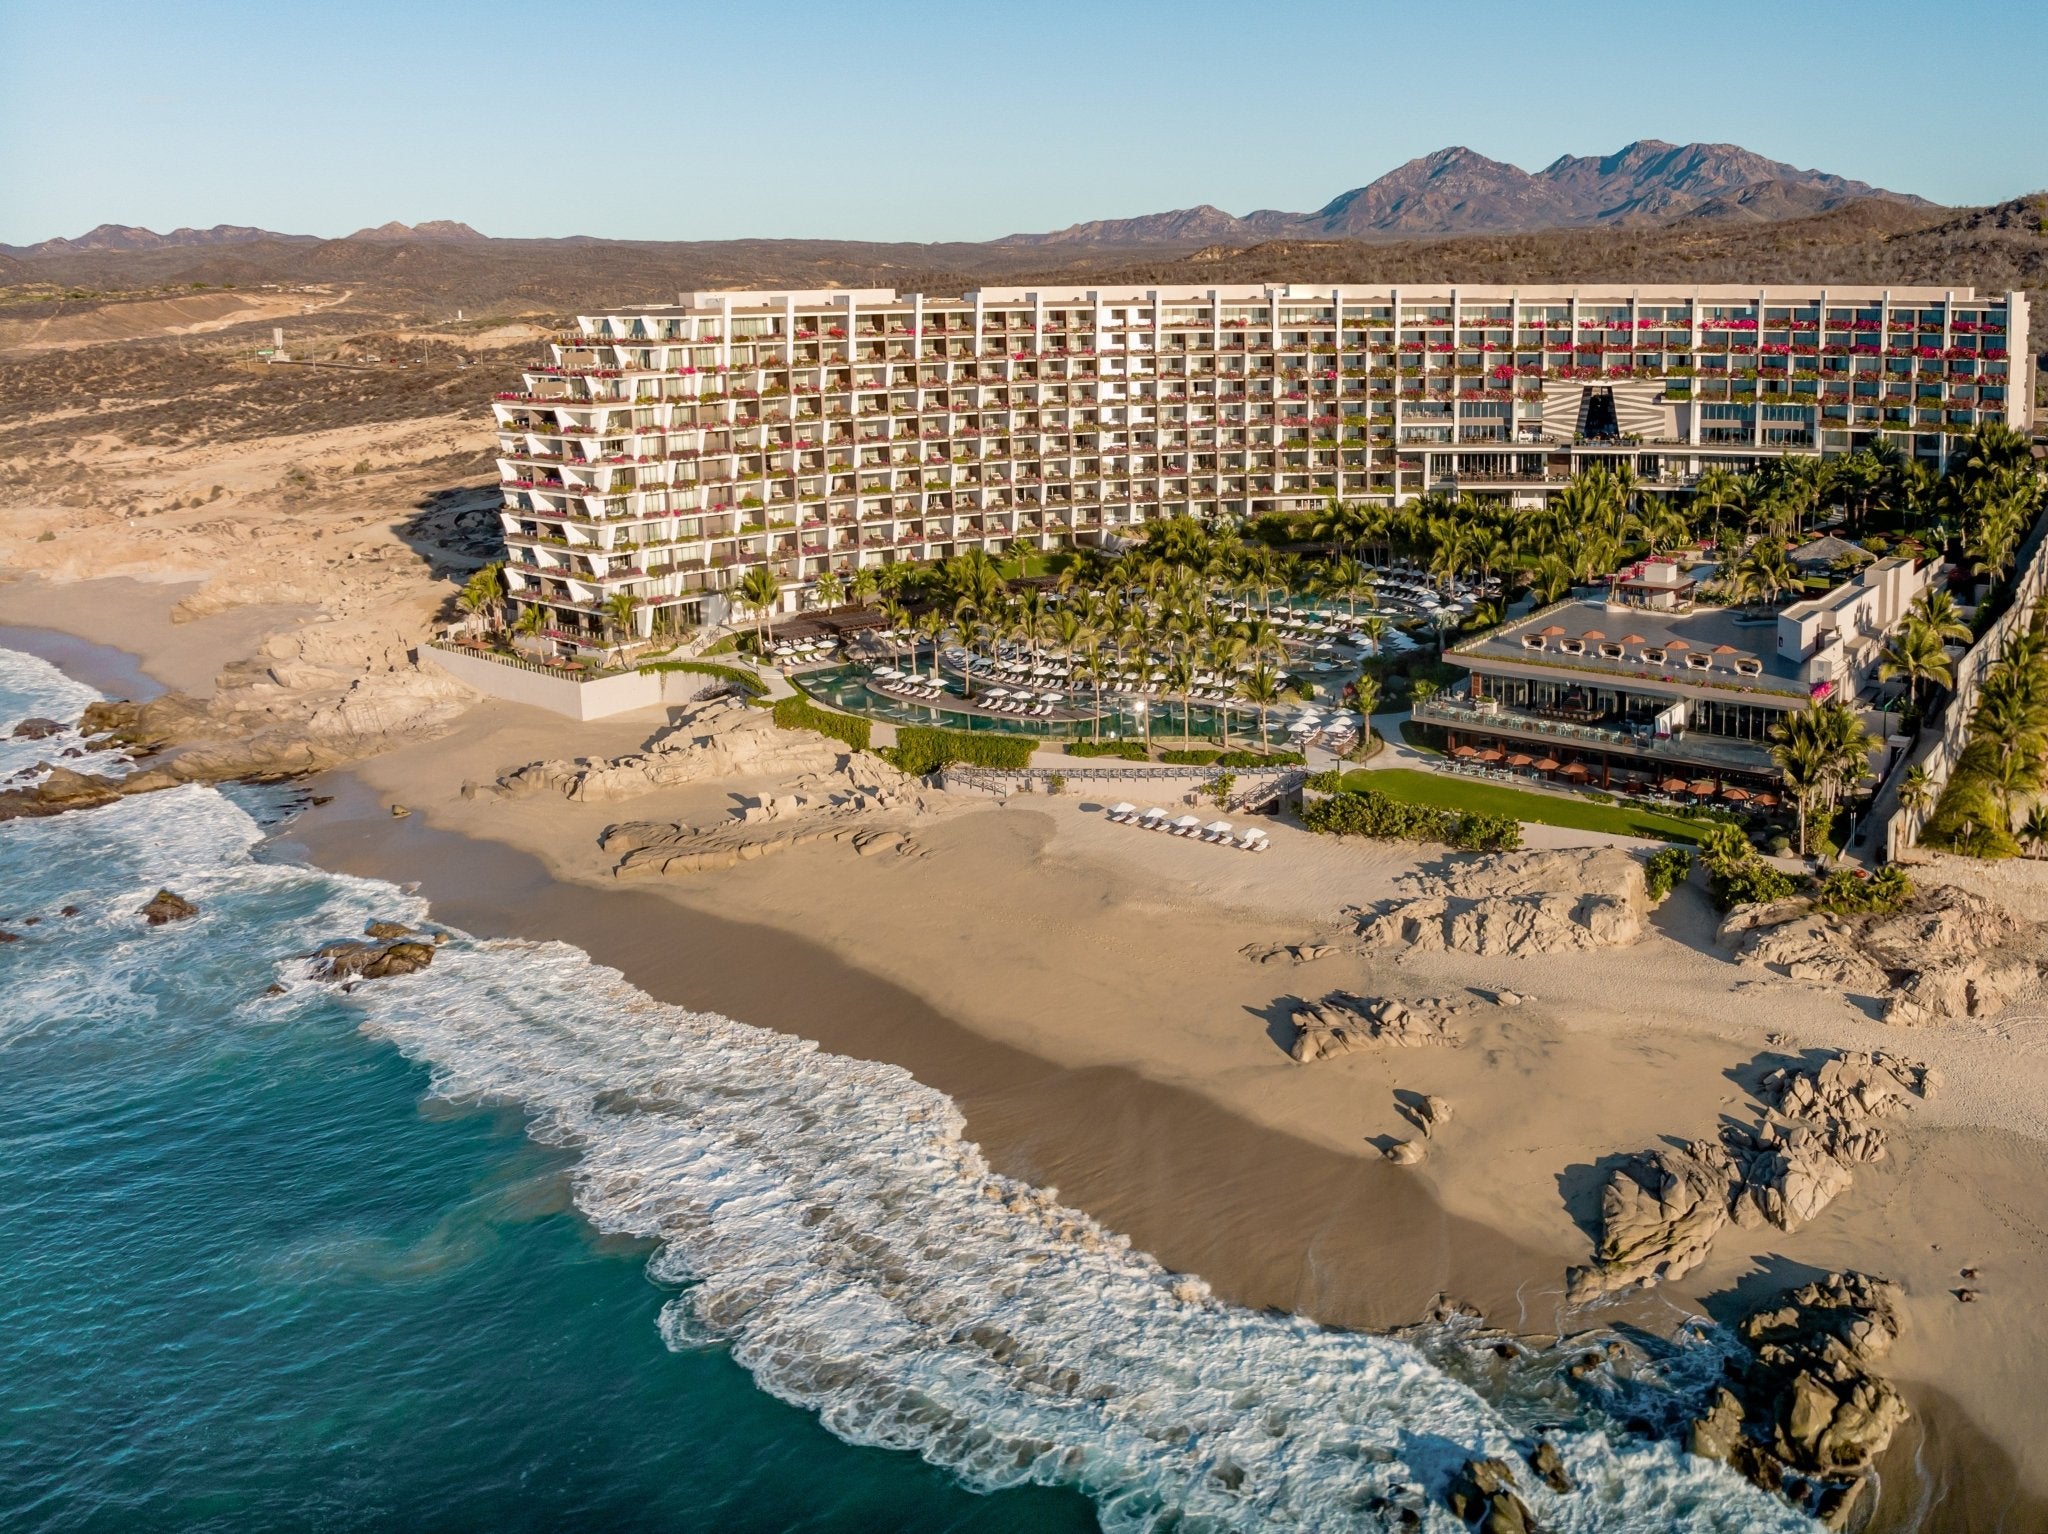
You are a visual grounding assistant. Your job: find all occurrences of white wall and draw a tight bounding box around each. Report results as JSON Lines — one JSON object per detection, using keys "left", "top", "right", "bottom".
{"left": 423, "top": 645, "right": 667, "bottom": 720}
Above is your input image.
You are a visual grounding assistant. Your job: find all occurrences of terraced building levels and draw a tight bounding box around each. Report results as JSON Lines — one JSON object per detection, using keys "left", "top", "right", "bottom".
{"left": 493, "top": 283, "right": 2030, "bottom": 641}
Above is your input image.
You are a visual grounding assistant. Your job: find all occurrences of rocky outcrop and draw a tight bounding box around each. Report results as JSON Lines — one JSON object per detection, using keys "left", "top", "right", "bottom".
{"left": 10, "top": 716, "right": 64, "bottom": 740}
{"left": 1569, "top": 1051, "right": 1930, "bottom": 1300}
{"left": 1288, "top": 992, "right": 1464, "bottom": 1062}
{"left": 139, "top": 888, "right": 199, "bottom": 925}
{"left": 1443, "top": 1457, "right": 1535, "bottom": 1532}
{"left": 1722, "top": 883, "right": 2045, "bottom": 1024}
{"left": 1357, "top": 848, "right": 1647, "bottom": 957}
{"left": 1688, "top": 1272, "right": 1909, "bottom": 1529}
{"left": 313, "top": 921, "right": 445, "bottom": 982}
{"left": 493, "top": 698, "right": 865, "bottom": 803}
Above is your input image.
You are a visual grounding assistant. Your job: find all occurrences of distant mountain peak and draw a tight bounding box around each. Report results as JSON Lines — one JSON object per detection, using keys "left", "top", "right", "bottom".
{"left": 998, "top": 140, "right": 1929, "bottom": 247}
{"left": 345, "top": 220, "right": 485, "bottom": 242}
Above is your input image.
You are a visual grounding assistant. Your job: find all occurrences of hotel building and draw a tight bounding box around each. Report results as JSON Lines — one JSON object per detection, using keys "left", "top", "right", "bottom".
{"left": 492, "top": 284, "right": 2029, "bottom": 645}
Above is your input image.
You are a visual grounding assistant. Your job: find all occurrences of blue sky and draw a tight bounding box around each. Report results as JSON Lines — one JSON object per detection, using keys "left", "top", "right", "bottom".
{"left": 3, "top": 0, "right": 2043, "bottom": 245}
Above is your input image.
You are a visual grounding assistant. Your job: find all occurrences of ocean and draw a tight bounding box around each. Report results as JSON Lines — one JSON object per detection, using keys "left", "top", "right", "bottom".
{"left": 0, "top": 645, "right": 1818, "bottom": 1532}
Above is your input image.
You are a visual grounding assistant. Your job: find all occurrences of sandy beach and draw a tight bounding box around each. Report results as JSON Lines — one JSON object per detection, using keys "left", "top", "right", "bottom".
{"left": 6, "top": 588, "right": 2047, "bottom": 1530}
{"left": 274, "top": 690, "right": 2048, "bottom": 1533}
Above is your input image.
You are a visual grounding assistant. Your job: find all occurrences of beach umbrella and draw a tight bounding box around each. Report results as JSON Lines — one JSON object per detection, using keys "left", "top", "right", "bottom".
{"left": 985, "top": 687, "right": 1009, "bottom": 699}
{"left": 1533, "top": 757, "right": 1560, "bottom": 772}
{"left": 1204, "top": 820, "right": 1233, "bottom": 838}
{"left": 1040, "top": 691, "right": 1063, "bottom": 702}
{"left": 1172, "top": 814, "right": 1202, "bottom": 831}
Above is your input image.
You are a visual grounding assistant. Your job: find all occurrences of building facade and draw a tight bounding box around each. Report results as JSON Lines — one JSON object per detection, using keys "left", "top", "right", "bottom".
{"left": 1414, "top": 555, "right": 1933, "bottom": 785}
{"left": 493, "top": 284, "right": 2030, "bottom": 643}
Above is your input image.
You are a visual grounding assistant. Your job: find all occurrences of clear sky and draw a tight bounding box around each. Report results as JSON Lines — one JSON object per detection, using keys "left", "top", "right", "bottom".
{"left": 4, "top": 0, "right": 2044, "bottom": 246}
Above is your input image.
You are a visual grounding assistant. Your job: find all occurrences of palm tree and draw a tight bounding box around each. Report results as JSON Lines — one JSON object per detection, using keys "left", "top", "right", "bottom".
{"left": 1164, "top": 652, "right": 1196, "bottom": 746}
{"left": 600, "top": 591, "right": 642, "bottom": 663}
{"left": 512, "top": 601, "right": 548, "bottom": 654}
{"left": 1876, "top": 619, "right": 1954, "bottom": 716}
{"left": 1239, "top": 662, "right": 1284, "bottom": 750}
{"left": 1908, "top": 587, "right": 1971, "bottom": 647}
{"left": 459, "top": 562, "right": 507, "bottom": 634}
{"left": 849, "top": 566, "right": 880, "bottom": 610}
{"left": 913, "top": 608, "right": 947, "bottom": 680}
{"left": 2020, "top": 802, "right": 2048, "bottom": 858}
{"left": 1358, "top": 614, "right": 1389, "bottom": 658}
{"left": 812, "top": 569, "right": 845, "bottom": 612}
{"left": 737, "top": 564, "right": 781, "bottom": 648}
{"left": 1897, "top": 764, "right": 1935, "bottom": 818}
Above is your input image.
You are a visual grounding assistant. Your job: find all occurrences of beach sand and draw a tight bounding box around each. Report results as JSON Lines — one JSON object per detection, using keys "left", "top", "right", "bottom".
{"left": 285, "top": 695, "right": 2048, "bottom": 1532}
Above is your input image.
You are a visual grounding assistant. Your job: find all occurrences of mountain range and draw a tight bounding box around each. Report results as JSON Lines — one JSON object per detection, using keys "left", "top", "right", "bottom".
{"left": 2, "top": 143, "right": 1931, "bottom": 261}
{"left": 0, "top": 220, "right": 484, "bottom": 258}
{"left": 1000, "top": 140, "right": 1930, "bottom": 245}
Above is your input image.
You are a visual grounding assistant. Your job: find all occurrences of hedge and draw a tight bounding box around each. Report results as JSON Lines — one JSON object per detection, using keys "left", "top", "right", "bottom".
{"left": 1066, "top": 740, "right": 1149, "bottom": 760}
{"left": 638, "top": 659, "right": 766, "bottom": 698}
{"left": 1157, "top": 747, "right": 1306, "bottom": 767}
{"left": 771, "top": 695, "right": 871, "bottom": 754}
{"left": 1299, "top": 785, "right": 1521, "bottom": 852}
{"left": 885, "top": 725, "right": 1036, "bottom": 776}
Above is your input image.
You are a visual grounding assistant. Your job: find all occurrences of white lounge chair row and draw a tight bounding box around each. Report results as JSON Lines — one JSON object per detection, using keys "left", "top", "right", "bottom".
{"left": 1104, "top": 803, "right": 1270, "bottom": 851}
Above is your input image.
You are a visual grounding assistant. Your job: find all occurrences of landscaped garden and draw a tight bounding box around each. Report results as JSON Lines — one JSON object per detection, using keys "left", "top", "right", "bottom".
{"left": 1328, "top": 767, "right": 1713, "bottom": 844}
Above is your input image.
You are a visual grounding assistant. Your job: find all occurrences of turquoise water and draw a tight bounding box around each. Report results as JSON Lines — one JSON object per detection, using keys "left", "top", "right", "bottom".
{"left": 0, "top": 647, "right": 1819, "bottom": 1532}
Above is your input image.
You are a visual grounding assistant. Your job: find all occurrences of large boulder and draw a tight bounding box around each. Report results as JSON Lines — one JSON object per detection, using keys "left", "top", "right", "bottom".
{"left": 139, "top": 888, "right": 199, "bottom": 925}
{"left": 1359, "top": 848, "right": 1648, "bottom": 958}
{"left": 314, "top": 937, "right": 437, "bottom": 982}
{"left": 1695, "top": 1272, "right": 1909, "bottom": 1525}
{"left": 1724, "top": 882, "right": 2045, "bottom": 1025}
{"left": 1288, "top": 992, "right": 1462, "bottom": 1062}
{"left": 10, "top": 717, "right": 64, "bottom": 740}
{"left": 1569, "top": 1139, "right": 1733, "bottom": 1299}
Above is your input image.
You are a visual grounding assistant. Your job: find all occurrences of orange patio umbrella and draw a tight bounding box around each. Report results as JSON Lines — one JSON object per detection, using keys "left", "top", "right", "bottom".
{"left": 1752, "top": 791, "right": 1780, "bottom": 808}
{"left": 1560, "top": 761, "right": 1591, "bottom": 778}
{"left": 1722, "top": 786, "right": 1752, "bottom": 803}
{"left": 1688, "top": 778, "right": 1716, "bottom": 796}
{"left": 1476, "top": 748, "right": 1506, "bottom": 762}
{"left": 1660, "top": 777, "right": 1689, "bottom": 793}
{"left": 1507, "top": 753, "right": 1534, "bottom": 767}
{"left": 1451, "top": 743, "right": 1478, "bottom": 758}
{"left": 1534, "top": 757, "right": 1561, "bottom": 772}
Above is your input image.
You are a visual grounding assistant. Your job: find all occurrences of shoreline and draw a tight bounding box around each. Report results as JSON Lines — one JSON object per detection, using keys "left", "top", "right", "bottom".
{"left": 3, "top": 607, "right": 2044, "bottom": 1529}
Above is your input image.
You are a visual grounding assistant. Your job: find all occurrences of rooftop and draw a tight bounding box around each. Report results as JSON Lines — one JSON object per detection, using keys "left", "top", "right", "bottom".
{"left": 1457, "top": 597, "right": 1813, "bottom": 699}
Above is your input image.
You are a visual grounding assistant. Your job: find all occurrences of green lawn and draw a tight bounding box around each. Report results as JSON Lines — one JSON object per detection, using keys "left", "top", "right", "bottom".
{"left": 1337, "top": 767, "right": 1708, "bottom": 844}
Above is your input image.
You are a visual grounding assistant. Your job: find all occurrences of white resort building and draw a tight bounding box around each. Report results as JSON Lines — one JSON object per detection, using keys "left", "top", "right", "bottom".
{"left": 492, "top": 284, "right": 2031, "bottom": 643}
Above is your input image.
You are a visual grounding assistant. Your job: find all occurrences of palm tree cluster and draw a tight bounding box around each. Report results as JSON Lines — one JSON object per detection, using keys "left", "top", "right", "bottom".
{"left": 886, "top": 545, "right": 1311, "bottom": 749}
{"left": 1922, "top": 613, "right": 2048, "bottom": 857}
{"left": 1768, "top": 699, "right": 1878, "bottom": 856}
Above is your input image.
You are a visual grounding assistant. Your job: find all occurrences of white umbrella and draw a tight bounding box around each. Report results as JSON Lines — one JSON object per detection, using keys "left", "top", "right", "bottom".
{"left": 1172, "top": 814, "right": 1202, "bottom": 831}
{"left": 985, "top": 687, "right": 1010, "bottom": 699}
{"left": 1040, "top": 691, "right": 1062, "bottom": 702}
{"left": 1204, "top": 820, "right": 1233, "bottom": 838}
